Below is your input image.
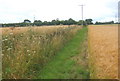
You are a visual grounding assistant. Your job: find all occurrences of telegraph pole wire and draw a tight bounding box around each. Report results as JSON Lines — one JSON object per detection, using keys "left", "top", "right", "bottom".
{"left": 79, "top": 5, "right": 85, "bottom": 26}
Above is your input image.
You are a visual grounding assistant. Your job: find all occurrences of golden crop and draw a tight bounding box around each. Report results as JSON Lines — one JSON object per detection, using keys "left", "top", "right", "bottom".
{"left": 88, "top": 25, "right": 118, "bottom": 79}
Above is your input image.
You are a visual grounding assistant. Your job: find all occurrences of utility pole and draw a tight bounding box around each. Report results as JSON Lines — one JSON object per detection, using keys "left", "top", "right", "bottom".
{"left": 33, "top": 15, "right": 36, "bottom": 26}
{"left": 115, "top": 14, "right": 117, "bottom": 23}
{"left": 79, "top": 5, "right": 85, "bottom": 26}
{"left": 33, "top": 15, "right": 35, "bottom": 22}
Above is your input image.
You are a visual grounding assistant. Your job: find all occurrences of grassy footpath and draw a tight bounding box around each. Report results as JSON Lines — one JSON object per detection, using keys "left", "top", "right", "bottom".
{"left": 38, "top": 27, "right": 89, "bottom": 79}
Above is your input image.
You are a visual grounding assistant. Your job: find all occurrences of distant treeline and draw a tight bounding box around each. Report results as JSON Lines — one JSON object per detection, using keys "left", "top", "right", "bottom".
{"left": 95, "top": 21, "right": 116, "bottom": 25}
{"left": 1, "top": 18, "right": 118, "bottom": 27}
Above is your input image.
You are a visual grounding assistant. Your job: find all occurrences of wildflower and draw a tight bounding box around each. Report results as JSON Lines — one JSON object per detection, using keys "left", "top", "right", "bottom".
{"left": 33, "top": 51, "right": 36, "bottom": 53}
{"left": 38, "top": 42, "right": 40, "bottom": 44}
{"left": 27, "top": 37, "right": 29, "bottom": 40}
{"left": 12, "top": 38, "right": 15, "bottom": 40}
{"left": 32, "top": 35, "right": 34, "bottom": 37}
{"left": 9, "top": 32, "right": 13, "bottom": 35}
{"left": 28, "top": 54, "right": 31, "bottom": 56}
{"left": 1, "top": 54, "right": 4, "bottom": 56}
{"left": 34, "top": 37, "right": 36, "bottom": 40}
{"left": 21, "top": 34, "right": 23, "bottom": 37}
{"left": 4, "top": 39, "right": 8, "bottom": 41}
{"left": 27, "top": 50, "right": 30, "bottom": 52}
{"left": 7, "top": 48, "right": 12, "bottom": 51}
{"left": 33, "top": 41, "right": 35, "bottom": 43}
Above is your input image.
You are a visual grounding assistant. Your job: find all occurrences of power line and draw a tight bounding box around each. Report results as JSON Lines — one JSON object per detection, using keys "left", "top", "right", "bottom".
{"left": 115, "top": 14, "right": 117, "bottom": 22}
{"left": 79, "top": 5, "right": 85, "bottom": 26}
{"left": 33, "top": 15, "right": 35, "bottom": 22}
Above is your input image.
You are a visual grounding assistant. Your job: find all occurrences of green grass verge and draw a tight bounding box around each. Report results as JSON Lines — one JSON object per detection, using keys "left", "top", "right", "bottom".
{"left": 38, "top": 27, "right": 89, "bottom": 79}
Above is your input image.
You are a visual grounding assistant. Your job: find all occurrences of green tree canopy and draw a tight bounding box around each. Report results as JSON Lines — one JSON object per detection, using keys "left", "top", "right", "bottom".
{"left": 85, "top": 19, "right": 93, "bottom": 25}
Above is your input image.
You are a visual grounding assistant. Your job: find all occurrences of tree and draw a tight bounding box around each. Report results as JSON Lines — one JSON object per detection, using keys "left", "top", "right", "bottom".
{"left": 24, "top": 19, "right": 31, "bottom": 23}
{"left": 95, "top": 21, "right": 114, "bottom": 25}
{"left": 43, "top": 21, "right": 50, "bottom": 25}
{"left": 77, "top": 20, "right": 86, "bottom": 25}
{"left": 59, "top": 20, "right": 65, "bottom": 25}
{"left": 85, "top": 19, "right": 93, "bottom": 25}
{"left": 34, "top": 20, "right": 42, "bottom": 26}
{"left": 55, "top": 19, "right": 60, "bottom": 25}
{"left": 67, "top": 18, "right": 76, "bottom": 25}
{"left": 51, "top": 19, "right": 61, "bottom": 25}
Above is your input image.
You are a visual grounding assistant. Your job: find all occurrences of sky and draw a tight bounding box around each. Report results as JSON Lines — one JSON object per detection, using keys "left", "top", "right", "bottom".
{"left": 0, "top": 0, "right": 119, "bottom": 23}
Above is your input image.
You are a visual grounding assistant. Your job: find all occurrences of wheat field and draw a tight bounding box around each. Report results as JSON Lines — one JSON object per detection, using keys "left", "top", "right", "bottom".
{"left": 88, "top": 24, "right": 118, "bottom": 79}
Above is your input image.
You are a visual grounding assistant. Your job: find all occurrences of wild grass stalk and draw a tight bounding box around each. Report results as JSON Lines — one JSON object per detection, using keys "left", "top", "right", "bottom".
{"left": 2, "top": 25, "right": 81, "bottom": 79}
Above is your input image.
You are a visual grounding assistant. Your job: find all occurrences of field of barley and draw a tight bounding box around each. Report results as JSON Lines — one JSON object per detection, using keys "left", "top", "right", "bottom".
{"left": 88, "top": 24, "right": 118, "bottom": 79}
{"left": 1, "top": 25, "right": 82, "bottom": 79}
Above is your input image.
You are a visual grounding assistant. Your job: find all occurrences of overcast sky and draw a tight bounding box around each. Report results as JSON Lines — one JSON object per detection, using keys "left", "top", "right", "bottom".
{"left": 0, "top": 0, "right": 119, "bottom": 23}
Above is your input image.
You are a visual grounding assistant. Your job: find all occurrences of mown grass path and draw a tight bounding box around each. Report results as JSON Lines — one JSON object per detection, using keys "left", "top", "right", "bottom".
{"left": 38, "top": 27, "right": 89, "bottom": 79}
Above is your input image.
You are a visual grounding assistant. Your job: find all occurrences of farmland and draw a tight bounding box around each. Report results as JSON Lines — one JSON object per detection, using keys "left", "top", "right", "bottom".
{"left": 1, "top": 24, "right": 119, "bottom": 79}
{"left": 2, "top": 25, "right": 89, "bottom": 79}
{"left": 88, "top": 24, "right": 118, "bottom": 79}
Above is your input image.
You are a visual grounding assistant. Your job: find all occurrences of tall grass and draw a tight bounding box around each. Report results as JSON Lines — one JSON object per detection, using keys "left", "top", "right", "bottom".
{"left": 2, "top": 25, "right": 82, "bottom": 79}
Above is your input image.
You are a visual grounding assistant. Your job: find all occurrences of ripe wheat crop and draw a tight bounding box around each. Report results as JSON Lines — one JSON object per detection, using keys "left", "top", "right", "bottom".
{"left": 88, "top": 25, "right": 118, "bottom": 79}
